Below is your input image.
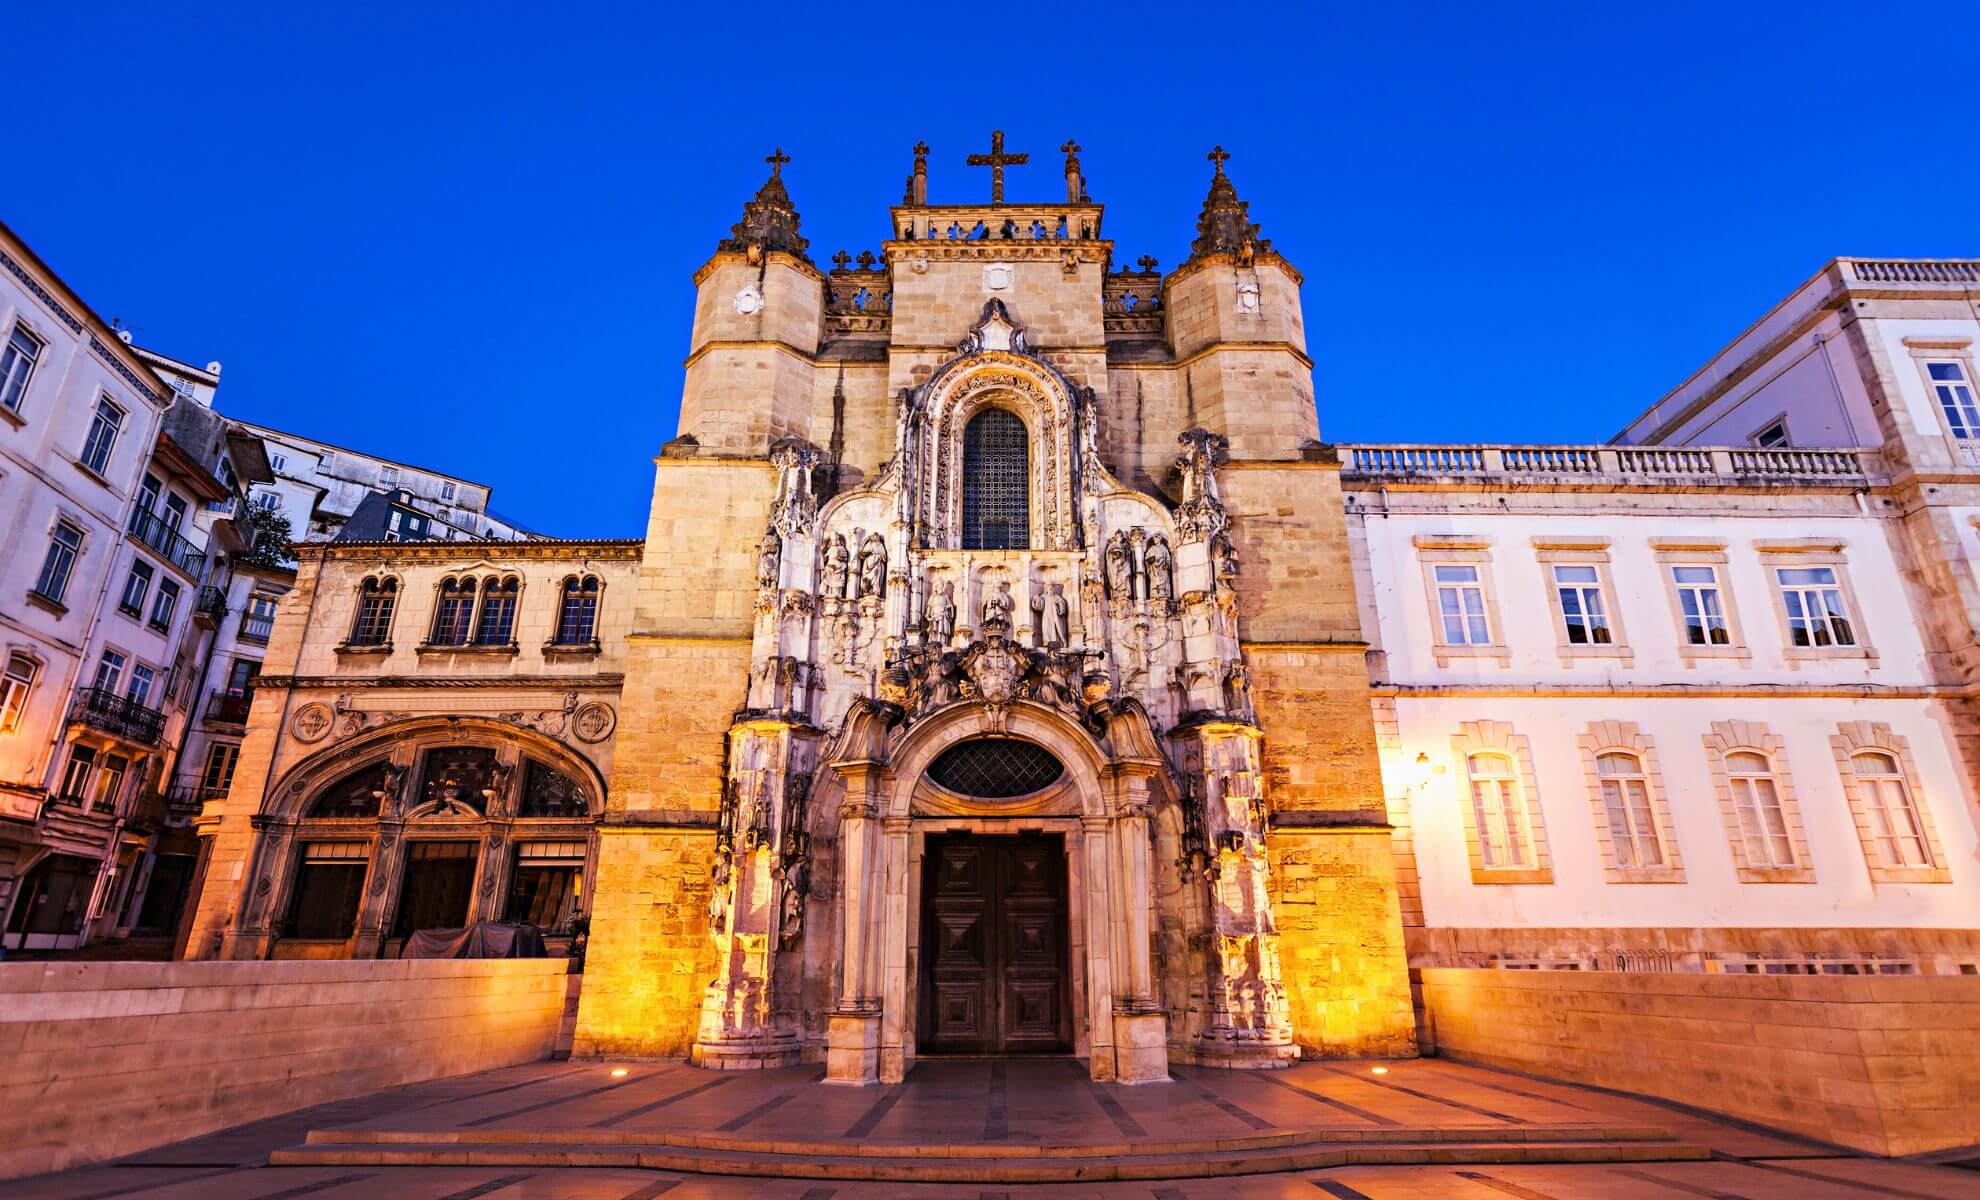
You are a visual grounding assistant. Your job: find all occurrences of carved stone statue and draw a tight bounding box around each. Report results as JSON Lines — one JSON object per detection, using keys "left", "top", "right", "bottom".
{"left": 1031, "top": 581, "right": 1070, "bottom": 648}
{"left": 756, "top": 532, "right": 782, "bottom": 591}
{"left": 928, "top": 580, "right": 957, "bottom": 644}
{"left": 982, "top": 579, "right": 1014, "bottom": 628}
{"left": 857, "top": 534, "right": 887, "bottom": 600}
{"left": 821, "top": 534, "right": 850, "bottom": 599}
{"left": 1213, "top": 534, "right": 1240, "bottom": 589}
{"left": 1144, "top": 535, "right": 1174, "bottom": 606}
{"left": 1105, "top": 532, "right": 1134, "bottom": 599}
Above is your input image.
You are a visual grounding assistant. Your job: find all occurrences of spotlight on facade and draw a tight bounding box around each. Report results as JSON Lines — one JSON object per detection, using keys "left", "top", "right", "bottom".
{"left": 1370, "top": 1066, "right": 1390, "bottom": 1075}
{"left": 610, "top": 1067, "right": 629, "bottom": 1078}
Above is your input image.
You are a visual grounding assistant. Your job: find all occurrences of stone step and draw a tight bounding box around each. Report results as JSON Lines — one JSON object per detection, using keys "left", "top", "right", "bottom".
{"left": 271, "top": 1134, "right": 1711, "bottom": 1182}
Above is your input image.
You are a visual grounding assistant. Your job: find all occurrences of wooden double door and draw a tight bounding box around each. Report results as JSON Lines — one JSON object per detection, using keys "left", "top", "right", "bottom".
{"left": 917, "top": 833, "right": 1072, "bottom": 1055}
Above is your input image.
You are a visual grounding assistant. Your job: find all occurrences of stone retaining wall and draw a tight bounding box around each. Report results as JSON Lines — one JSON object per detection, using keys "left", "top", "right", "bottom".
{"left": 1419, "top": 967, "right": 1980, "bottom": 1156}
{"left": 0, "top": 957, "right": 571, "bottom": 1180}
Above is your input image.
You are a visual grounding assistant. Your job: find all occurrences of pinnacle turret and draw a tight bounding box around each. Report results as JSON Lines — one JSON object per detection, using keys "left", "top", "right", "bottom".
{"left": 1186, "top": 146, "right": 1270, "bottom": 265}
{"left": 718, "top": 148, "right": 810, "bottom": 263}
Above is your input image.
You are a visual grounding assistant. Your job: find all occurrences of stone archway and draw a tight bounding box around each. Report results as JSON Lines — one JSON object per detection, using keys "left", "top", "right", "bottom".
{"left": 825, "top": 698, "right": 1170, "bottom": 1085}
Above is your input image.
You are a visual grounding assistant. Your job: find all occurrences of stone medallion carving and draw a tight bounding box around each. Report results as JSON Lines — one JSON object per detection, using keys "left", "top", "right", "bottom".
{"left": 291, "top": 703, "right": 333, "bottom": 743}
{"left": 733, "top": 283, "right": 764, "bottom": 314}
{"left": 573, "top": 701, "right": 617, "bottom": 743}
{"left": 982, "top": 263, "right": 1012, "bottom": 291}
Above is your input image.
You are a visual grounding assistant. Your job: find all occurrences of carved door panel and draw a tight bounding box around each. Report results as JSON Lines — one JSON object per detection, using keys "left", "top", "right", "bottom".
{"left": 918, "top": 834, "right": 1070, "bottom": 1054}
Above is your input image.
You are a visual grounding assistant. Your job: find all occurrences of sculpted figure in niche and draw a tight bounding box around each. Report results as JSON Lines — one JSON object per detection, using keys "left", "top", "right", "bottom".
{"left": 928, "top": 579, "right": 957, "bottom": 644}
{"left": 821, "top": 534, "right": 850, "bottom": 599}
{"left": 982, "top": 579, "right": 1015, "bottom": 627}
{"left": 1031, "top": 581, "right": 1070, "bottom": 648}
{"left": 1145, "top": 534, "right": 1174, "bottom": 606}
{"left": 1105, "top": 532, "right": 1134, "bottom": 599}
{"left": 756, "top": 532, "right": 782, "bottom": 591}
{"left": 858, "top": 534, "right": 887, "bottom": 600}
{"left": 1213, "top": 534, "right": 1240, "bottom": 589}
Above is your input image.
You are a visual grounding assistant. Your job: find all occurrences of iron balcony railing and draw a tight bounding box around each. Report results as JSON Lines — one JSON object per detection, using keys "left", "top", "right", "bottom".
{"left": 164, "top": 782, "right": 227, "bottom": 822}
{"left": 205, "top": 690, "right": 255, "bottom": 725}
{"left": 195, "top": 585, "right": 229, "bottom": 622}
{"left": 126, "top": 508, "right": 208, "bottom": 580}
{"left": 70, "top": 687, "right": 166, "bottom": 746}
{"left": 240, "top": 613, "right": 275, "bottom": 644}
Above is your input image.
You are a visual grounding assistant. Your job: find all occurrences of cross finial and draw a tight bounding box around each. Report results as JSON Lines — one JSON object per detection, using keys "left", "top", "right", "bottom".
{"left": 1137, "top": 255, "right": 1158, "bottom": 273}
{"left": 966, "top": 130, "right": 1029, "bottom": 205}
{"left": 1207, "top": 145, "right": 1231, "bottom": 175}
{"left": 1060, "top": 139, "right": 1081, "bottom": 156}
{"left": 766, "top": 147, "right": 791, "bottom": 177}
{"left": 831, "top": 249, "right": 851, "bottom": 270}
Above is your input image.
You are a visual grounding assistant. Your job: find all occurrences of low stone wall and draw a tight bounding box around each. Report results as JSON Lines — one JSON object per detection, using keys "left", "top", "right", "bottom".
{"left": 1, "top": 957, "right": 571, "bottom": 1180}
{"left": 1419, "top": 967, "right": 1980, "bottom": 1157}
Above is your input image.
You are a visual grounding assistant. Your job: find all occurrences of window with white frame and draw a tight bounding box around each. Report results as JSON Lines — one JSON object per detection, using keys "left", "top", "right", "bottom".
{"left": 79, "top": 396, "right": 124, "bottom": 475}
{"left": 1926, "top": 361, "right": 1979, "bottom": 440}
{"left": 1, "top": 652, "right": 38, "bottom": 733}
{"left": 269, "top": 452, "right": 289, "bottom": 473}
{"left": 120, "top": 559, "right": 154, "bottom": 615}
{"left": 440, "top": 480, "right": 457, "bottom": 501}
{"left": 1596, "top": 751, "right": 1664, "bottom": 868}
{"left": 1552, "top": 564, "right": 1612, "bottom": 645}
{"left": 1849, "top": 751, "right": 1933, "bottom": 868}
{"left": 126, "top": 663, "right": 155, "bottom": 707}
{"left": 59, "top": 745, "right": 97, "bottom": 802}
{"left": 1774, "top": 566, "right": 1856, "bottom": 648}
{"left": 1671, "top": 565, "right": 1731, "bottom": 645}
{"left": 1750, "top": 417, "right": 1790, "bottom": 448}
{"left": 200, "top": 741, "right": 239, "bottom": 796}
{"left": 1724, "top": 750, "right": 1795, "bottom": 868}
{"left": 253, "top": 489, "right": 280, "bottom": 511}
{"left": 34, "top": 521, "right": 84, "bottom": 603}
{"left": 1, "top": 323, "right": 44, "bottom": 414}
{"left": 379, "top": 465, "right": 399, "bottom": 487}
{"left": 91, "top": 650, "right": 126, "bottom": 693}
{"left": 150, "top": 579, "right": 180, "bottom": 631}
{"left": 1465, "top": 753, "right": 1532, "bottom": 869}
{"left": 1434, "top": 565, "right": 1492, "bottom": 645}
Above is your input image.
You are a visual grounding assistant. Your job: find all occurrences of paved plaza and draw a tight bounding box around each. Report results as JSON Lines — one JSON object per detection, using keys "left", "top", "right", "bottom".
{"left": 16, "top": 1057, "right": 1975, "bottom": 1198}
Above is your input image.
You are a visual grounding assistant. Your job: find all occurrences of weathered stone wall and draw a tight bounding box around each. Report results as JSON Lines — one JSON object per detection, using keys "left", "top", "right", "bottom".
{"left": 0, "top": 958, "right": 569, "bottom": 1180}
{"left": 1421, "top": 967, "right": 1980, "bottom": 1156}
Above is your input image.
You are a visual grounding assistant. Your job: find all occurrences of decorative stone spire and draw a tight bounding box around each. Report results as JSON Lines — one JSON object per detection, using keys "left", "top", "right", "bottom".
{"left": 1186, "top": 145, "right": 1269, "bottom": 266}
{"left": 719, "top": 148, "right": 811, "bottom": 263}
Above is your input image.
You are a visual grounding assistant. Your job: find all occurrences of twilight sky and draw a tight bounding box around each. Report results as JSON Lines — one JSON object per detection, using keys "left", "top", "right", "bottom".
{"left": 9, "top": 3, "right": 1977, "bottom": 536}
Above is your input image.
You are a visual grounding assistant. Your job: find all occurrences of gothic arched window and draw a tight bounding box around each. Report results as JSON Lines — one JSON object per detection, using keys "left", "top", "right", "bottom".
{"left": 962, "top": 408, "right": 1029, "bottom": 550}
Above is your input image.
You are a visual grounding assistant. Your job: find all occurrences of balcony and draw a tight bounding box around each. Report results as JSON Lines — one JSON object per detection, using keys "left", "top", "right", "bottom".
{"left": 239, "top": 612, "right": 274, "bottom": 644}
{"left": 127, "top": 508, "right": 208, "bottom": 580}
{"left": 1340, "top": 444, "right": 1882, "bottom": 487}
{"left": 70, "top": 687, "right": 166, "bottom": 747}
{"left": 195, "top": 585, "right": 229, "bottom": 627}
{"left": 164, "top": 782, "right": 227, "bottom": 823}
{"left": 205, "top": 690, "right": 255, "bottom": 726}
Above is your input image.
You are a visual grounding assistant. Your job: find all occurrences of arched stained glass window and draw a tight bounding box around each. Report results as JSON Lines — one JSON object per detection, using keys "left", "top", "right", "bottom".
{"left": 962, "top": 408, "right": 1028, "bottom": 550}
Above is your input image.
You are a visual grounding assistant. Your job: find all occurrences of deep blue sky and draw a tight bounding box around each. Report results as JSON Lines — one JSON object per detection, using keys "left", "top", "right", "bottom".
{"left": 10, "top": 4, "right": 1976, "bottom": 536}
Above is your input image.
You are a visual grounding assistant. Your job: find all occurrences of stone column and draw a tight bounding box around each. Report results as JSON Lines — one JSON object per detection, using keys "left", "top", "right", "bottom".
{"left": 876, "top": 813, "right": 913, "bottom": 1083}
{"left": 1108, "top": 782, "right": 1170, "bottom": 1083}
{"left": 350, "top": 823, "right": 406, "bottom": 959}
{"left": 826, "top": 779, "right": 883, "bottom": 1084}
{"left": 1079, "top": 814, "right": 1119, "bottom": 1080}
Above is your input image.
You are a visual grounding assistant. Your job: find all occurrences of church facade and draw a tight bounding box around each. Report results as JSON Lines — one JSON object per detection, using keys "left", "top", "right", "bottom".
{"left": 181, "top": 139, "right": 1980, "bottom": 1085}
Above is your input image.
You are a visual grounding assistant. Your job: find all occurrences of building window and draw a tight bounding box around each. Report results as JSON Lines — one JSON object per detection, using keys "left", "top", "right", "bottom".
{"left": 0, "top": 323, "right": 44, "bottom": 414}
{"left": 473, "top": 577, "right": 519, "bottom": 645}
{"left": 268, "top": 452, "right": 288, "bottom": 472}
{"left": 1552, "top": 565, "right": 1611, "bottom": 644}
{"left": 79, "top": 396, "right": 124, "bottom": 475}
{"left": 1, "top": 652, "right": 39, "bottom": 733}
{"left": 1576, "top": 721, "right": 1683, "bottom": 883}
{"left": 1775, "top": 566, "right": 1855, "bottom": 648}
{"left": 242, "top": 593, "right": 277, "bottom": 642}
{"left": 92, "top": 650, "right": 126, "bottom": 693}
{"left": 519, "top": 759, "right": 589, "bottom": 818}
{"left": 1703, "top": 722, "right": 1813, "bottom": 881}
{"left": 1926, "top": 361, "right": 1979, "bottom": 439}
{"left": 379, "top": 465, "right": 399, "bottom": 487}
{"left": 1829, "top": 723, "right": 1950, "bottom": 884}
{"left": 961, "top": 407, "right": 1029, "bottom": 550}
{"left": 1850, "top": 752, "right": 1930, "bottom": 868}
{"left": 430, "top": 578, "right": 476, "bottom": 645}
{"left": 1596, "top": 752, "right": 1663, "bottom": 868}
{"left": 34, "top": 521, "right": 84, "bottom": 603}
{"left": 348, "top": 577, "right": 397, "bottom": 646}
{"left": 1724, "top": 750, "right": 1794, "bottom": 868}
{"left": 1434, "top": 565, "right": 1491, "bottom": 644}
{"left": 253, "top": 490, "right": 280, "bottom": 511}
{"left": 92, "top": 753, "right": 130, "bottom": 810}
{"left": 309, "top": 763, "right": 388, "bottom": 820}
{"left": 1750, "top": 416, "right": 1790, "bottom": 448}
{"left": 1465, "top": 753, "right": 1532, "bottom": 869}
{"left": 59, "top": 745, "right": 97, "bottom": 802}
{"left": 285, "top": 843, "right": 368, "bottom": 940}
{"left": 1672, "top": 565, "right": 1729, "bottom": 645}
{"left": 120, "top": 559, "right": 154, "bottom": 615}
{"left": 150, "top": 579, "right": 180, "bottom": 631}
{"left": 1450, "top": 720, "right": 1552, "bottom": 884}
{"left": 440, "top": 481, "right": 457, "bottom": 501}
{"left": 126, "top": 663, "right": 155, "bottom": 707}
{"left": 200, "top": 741, "right": 239, "bottom": 796}
{"left": 554, "top": 576, "right": 600, "bottom": 646}
{"left": 506, "top": 841, "right": 586, "bottom": 930}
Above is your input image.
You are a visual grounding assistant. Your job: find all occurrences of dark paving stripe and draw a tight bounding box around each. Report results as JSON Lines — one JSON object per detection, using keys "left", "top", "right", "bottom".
{"left": 797, "top": 1189, "right": 836, "bottom": 1200}
{"left": 1737, "top": 1159, "right": 1951, "bottom": 1200}
{"left": 464, "top": 1075, "right": 641, "bottom": 1127}
{"left": 590, "top": 1075, "right": 737, "bottom": 1129}
{"left": 714, "top": 1069, "right": 823, "bottom": 1133}
{"left": 1248, "top": 1068, "right": 1399, "bottom": 1127}
{"left": 843, "top": 1081, "right": 909, "bottom": 1138}
{"left": 1068, "top": 1059, "right": 1148, "bottom": 1139}
{"left": 984, "top": 1060, "right": 1009, "bottom": 1141}
{"left": 406, "top": 1069, "right": 571, "bottom": 1113}
{"left": 1167, "top": 1065, "right": 1275, "bottom": 1131}
{"left": 620, "top": 1181, "right": 682, "bottom": 1200}
{"left": 1152, "top": 1189, "right": 1190, "bottom": 1200}
{"left": 1427, "top": 1065, "right": 1593, "bottom": 1112}
{"left": 1456, "top": 1170, "right": 1561, "bottom": 1199}
{"left": 1611, "top": 1166, "right": 1750, "bottom": 1199}
{"left": 1321, "top": 1064, "right": 1525, "bottom": 1123}
{"left": 70, "top": 1167, "right": 241, "bottom": 1200}
{"left": 435, "top": 1172, "right": 536, "bottom": 1200}
{"left": 1310, "top": 1180, "right": 1376, "bottom": 1200}
{"left": 251, "top": 1173, "right": 375, "bottom": 1199}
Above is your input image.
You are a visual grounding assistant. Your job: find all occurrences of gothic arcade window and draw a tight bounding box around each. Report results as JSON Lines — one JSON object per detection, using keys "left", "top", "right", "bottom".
{"left": 474, "top": 577, "right": 519, "bottom": 645}
{"left": 419, "top": 746, "right": 497, "bottom": 813}
{"left": 349, "top": 577, "right": 397, "bottom": 646}
{"left": 310, "top": 763, "right": 388, "bottom": 819}
{"left": 927, "top": 737, "right": 1063, "bottom": 798}
{"left": 554, "top": 576, "right": 600, "bottom": 646}
{"left": 519, "top": 759, "right": 588, "bottom": 817}
{"left": 961, "top": 408, "right": 1029, "bottom": 550}
{"left": 431, "top": 577, "right": 476, "bottom": 645}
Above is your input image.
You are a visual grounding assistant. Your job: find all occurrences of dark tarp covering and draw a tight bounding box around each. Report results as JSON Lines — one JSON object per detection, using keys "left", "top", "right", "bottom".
{"left": 401, "top": 921, "right": 548, "bottom": 959}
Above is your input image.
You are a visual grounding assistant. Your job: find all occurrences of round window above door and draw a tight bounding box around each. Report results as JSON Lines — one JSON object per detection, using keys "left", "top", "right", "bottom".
{"left": 926, "top": 738, "right": 1064, "bottom": 799}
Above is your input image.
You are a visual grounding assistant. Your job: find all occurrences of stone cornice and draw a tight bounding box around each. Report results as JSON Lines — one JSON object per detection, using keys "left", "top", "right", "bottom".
{"left": 258, "top": 674, "right": 625, "bottom": 689}
{"left": 881, "top": 241, "right": 1112, "bottom": 264}
{"left": 296, "top": 539, "right": 643, "bottom": 562}
{"left": 1110, "top": 340, "right": 1314, "bottom": 373}
{"left": 1164, "top": 248, "right": 1304, "bottom": 289}
{"left": 691, "top": 249, "right": 823, "bottom": 287}
{"left": 1373, "top": 682, "right": 1970, "bottom": 700}
{"left": 682, "top": 338, "right": 818, "bottom": 370}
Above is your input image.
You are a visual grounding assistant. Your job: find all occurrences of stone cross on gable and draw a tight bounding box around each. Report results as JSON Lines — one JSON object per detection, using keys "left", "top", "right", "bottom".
{"left": 766, "top": 147, "right": 791, "bottom": 178}
{"left": 966, "top": 130, "right": 1029, "bottom": 205}
{"left": 1207, "top": 145, "right": 1231, "bottom": 175}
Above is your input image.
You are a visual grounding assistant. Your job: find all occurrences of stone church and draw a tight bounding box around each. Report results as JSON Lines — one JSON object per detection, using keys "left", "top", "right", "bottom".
{"left": 184, "top": 137, "right": 1417, "bottom": 1084}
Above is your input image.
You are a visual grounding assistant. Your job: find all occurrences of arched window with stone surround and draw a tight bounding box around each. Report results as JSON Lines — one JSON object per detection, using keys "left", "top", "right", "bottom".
{"left": 962, "top": 408, "right": 1029, "bottom": 550}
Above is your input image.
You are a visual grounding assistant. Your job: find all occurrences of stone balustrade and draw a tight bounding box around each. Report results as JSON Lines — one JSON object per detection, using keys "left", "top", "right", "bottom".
{"left": 1342, "top": 443, "right": 1882, "bottom": 485}
{"left": 1840, "top": 257, "right": 1980, "bottom": 285}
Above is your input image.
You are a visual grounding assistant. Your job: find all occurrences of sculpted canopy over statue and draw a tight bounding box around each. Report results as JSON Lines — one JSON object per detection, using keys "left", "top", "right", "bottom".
{"left": 927, "top": 580, "right": 957, "bottom": 644}
{"left": 1031, "top": 581, "right": 1070, "bottom": 648}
